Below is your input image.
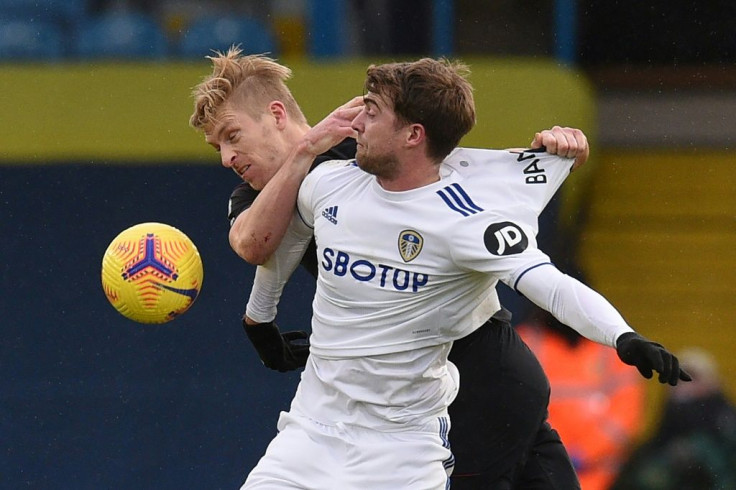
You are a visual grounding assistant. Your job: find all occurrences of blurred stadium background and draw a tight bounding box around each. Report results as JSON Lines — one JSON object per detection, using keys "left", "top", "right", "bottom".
{"left": 1, "top": 0, "right": 734, "bottom": 488}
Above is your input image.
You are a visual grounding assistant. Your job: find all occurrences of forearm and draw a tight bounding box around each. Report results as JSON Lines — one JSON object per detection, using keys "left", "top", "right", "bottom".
{"left": 230, "top": 142, "right": 318, "bottom": 264}
{"left": 245, "top": 266, "right": 286, "bottom": 324}
{"left": 245, "top": 211, "right": 313, "bottom": 323}
{"left": 514, "top": 264, "right": 634, "bottom": 347}
{"left": 516, "top": 264, "right": 690, "bottom": 385}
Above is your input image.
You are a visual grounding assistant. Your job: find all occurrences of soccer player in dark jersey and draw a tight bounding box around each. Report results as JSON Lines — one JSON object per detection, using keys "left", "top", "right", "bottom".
{"left": 190, "top": 47, "right": 594, "bottom": 488}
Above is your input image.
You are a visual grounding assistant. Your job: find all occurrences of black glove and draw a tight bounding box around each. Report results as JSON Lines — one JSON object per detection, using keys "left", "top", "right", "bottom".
{"left": 616, "top": 332, "right": 692, "bottom": 386}
{"left": 243, "top": 319, "right": 310, "bottom": 373}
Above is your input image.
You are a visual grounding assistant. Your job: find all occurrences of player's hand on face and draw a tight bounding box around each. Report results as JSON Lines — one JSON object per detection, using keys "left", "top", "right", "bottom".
{"left": 531, "top": 126, "right": 589, "bottom": 172}
{"left": 302, "top": 96, "right": 364, "bottom": 157}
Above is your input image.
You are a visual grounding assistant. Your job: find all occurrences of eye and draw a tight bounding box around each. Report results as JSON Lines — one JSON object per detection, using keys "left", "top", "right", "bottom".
{"left": 226, "top": 130, "right": 239, "bottom": 143}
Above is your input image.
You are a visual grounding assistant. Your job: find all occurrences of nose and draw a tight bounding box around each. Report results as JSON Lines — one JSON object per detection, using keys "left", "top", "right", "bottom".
{"left": 220, "top": 146, "right": 236, "bottom": 168}
{"left": 351, "top": 110, "right": 364, "bottom": 133}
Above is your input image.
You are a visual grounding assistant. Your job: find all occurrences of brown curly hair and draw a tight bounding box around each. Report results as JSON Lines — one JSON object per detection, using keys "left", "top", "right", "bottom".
{"left": 364, "top": 58, "right": 475, "bottom": 161}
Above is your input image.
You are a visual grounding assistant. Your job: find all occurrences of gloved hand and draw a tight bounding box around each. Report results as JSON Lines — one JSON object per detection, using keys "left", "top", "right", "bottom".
{"left": 616, "top": 332, "right": 692, "bottom": 385}
{"left": 243, "top": 318, "right": 310, "bottom": 373}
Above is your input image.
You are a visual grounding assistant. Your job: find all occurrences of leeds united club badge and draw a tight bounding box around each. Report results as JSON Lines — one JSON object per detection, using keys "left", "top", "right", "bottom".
{"left": 398, "top": 230, "right": 423, "bottom": 262}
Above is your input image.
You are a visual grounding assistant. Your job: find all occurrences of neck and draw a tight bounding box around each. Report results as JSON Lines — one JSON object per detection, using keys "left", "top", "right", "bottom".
{"left": 294, "top": 122, "right": 311, "bottom": 139}
{"left": 377, "top": 157, "right": 441, "bottom": 191}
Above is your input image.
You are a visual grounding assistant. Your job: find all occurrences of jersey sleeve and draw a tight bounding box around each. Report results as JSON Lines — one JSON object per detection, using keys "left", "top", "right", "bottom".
{"left": 515, "top": 264, "right": 635, "bottom": 347}
{"left": 244, "top": 159, "right": 349, "bottom": 322}
{"left": 493, "top": 149, "right": 572, "bottom": 231}
{"left": 447, "top": 148, "right": 573, "bottom": 237}
{"left": 512, "top": 149, "right": 573, "bottom": 215}
{"left": 450, "top": 212, "right": 553, "bottom": 287}
{"left": 245, "top": 162, "right": 330, "bottom": 322}
{"left": 295, "top": 159, "right": 342, "bottom": 229}
{"left": 450, "top": 211, "right": 634, "bottom": 348}
{"left": 245, "top": 210, "right": 313, "bottom": 322}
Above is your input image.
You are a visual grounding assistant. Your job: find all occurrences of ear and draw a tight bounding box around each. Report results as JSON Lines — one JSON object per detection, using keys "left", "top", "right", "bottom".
{"left": 268, "top": 101, "right": 288, "bottom": 129}
{"left": 405, "top": 123, "right": 426, "bottom": 149}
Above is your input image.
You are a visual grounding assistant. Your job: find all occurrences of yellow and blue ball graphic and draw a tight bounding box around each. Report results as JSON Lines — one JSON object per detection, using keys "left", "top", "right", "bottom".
{"left": 101, "top": 222, "right": 203, "bottom": 324}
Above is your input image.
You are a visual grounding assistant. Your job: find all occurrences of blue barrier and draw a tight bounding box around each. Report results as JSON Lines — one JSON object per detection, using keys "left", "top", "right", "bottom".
{"left": 1, "top": 164, "right": 315, "bottom": 488}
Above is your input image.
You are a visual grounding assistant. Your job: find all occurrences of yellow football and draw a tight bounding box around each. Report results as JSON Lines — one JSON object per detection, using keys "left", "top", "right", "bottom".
{"left": 101, "top": 222, "right": 203, "bottom": 324}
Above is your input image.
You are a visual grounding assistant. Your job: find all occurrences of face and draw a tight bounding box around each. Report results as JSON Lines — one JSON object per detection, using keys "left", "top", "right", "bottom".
{"left": 204, "top": 102, "right": 289, "bottom": 190}
{"left": 351, "top": 92, "right": 404, "bottom": 180}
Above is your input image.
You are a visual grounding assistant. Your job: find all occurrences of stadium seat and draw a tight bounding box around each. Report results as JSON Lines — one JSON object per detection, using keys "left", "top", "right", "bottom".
{"left": 0, "top": 0, "right": 86, "bottom": 25}
{"left": 177, "top": 15, "right": 277, "bottom": 59}
{"left": 72, "top": 12, "right": 169, "bottom": 60}
{"left": 0, "top": 19, "right": 64, "bottom": 60}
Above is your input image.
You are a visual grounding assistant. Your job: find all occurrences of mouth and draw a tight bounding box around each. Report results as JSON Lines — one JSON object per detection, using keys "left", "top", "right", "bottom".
{"left": 235, "top": 164, "right": 251, "bottom": 179}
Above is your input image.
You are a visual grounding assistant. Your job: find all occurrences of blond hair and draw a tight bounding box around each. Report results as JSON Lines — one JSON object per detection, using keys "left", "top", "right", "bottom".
{"left": 189, "top": 45, "right": 307, "bottom": 132}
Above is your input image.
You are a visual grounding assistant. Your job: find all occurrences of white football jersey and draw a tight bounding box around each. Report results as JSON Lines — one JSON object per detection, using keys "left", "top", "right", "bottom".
{"left": 296, "top": 148, "right": 570, "bottom": 358}
{"left": 247, "top": 147, "right": 634, "bottom": 430}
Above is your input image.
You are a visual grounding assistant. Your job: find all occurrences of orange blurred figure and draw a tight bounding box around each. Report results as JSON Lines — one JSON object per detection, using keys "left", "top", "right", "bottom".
{"left": 518, "top": 309, "right": 646, "bottom": 490}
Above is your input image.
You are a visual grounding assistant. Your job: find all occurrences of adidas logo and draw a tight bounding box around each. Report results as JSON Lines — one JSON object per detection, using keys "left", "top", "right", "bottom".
{"left": 322, "top": 205, "right": 338, "bottom": 224}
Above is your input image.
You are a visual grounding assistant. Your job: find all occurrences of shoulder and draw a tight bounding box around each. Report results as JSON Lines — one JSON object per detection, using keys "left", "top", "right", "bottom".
{"left": 301, "top": 159, "right": 363, "bottom": 200}
{"left": 310, "top": 138, "right": 358, "bottom": 172}
{"left": 306, "top": 158, "right": 359, "bottom": 181}
{"left": 444, "top": 147, "right": 572, "bottom": 195}
{"left": 447, "top": 147, "right": 570, "bottom": 171}
{"left": 230, "top": 181, "right": 257, "bottom": 201}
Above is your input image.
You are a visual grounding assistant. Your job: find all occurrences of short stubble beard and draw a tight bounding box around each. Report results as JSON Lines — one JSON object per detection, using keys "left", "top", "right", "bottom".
{"left": 356, "top": 148, "right": 400, "bottom": 181}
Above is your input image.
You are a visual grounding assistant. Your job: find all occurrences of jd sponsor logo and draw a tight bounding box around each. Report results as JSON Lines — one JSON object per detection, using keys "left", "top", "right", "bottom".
{"left": 484, "top": 222, "right": 528, "bottom": 256}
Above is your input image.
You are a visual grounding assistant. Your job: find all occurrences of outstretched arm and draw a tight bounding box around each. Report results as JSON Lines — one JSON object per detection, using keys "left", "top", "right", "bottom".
{"left": 229, "top": 97, "right": 363, "bottom": 264}
{"left": 514, "top": 264, "right": 691, "bottom": 385}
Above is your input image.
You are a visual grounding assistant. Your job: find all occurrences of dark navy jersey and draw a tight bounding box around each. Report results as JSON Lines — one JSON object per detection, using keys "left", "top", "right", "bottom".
{"left": 227, "top": 138, "right": 357, "bottom": 277}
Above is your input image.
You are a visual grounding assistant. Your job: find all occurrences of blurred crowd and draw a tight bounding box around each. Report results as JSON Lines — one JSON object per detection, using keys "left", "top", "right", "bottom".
{"left": 2, "top": 0, "right": 735, "bottom": 64}
{"left": 611, "top": 347, "right": 736, "bottom": 490}
{"left": 518, "top": 311, "right": 736, "bottom": 490}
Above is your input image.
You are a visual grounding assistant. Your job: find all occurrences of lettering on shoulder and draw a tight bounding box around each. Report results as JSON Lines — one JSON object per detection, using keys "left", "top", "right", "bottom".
{"left": 516, "top": 152, "right": 547, "bottom": 184}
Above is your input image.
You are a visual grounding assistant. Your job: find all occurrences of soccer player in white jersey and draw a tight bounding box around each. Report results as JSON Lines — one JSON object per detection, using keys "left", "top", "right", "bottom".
{"left": 190, "top": 47, "right": 593, "bottom": 489}
{"left": 233, "top": 58, "right": 691, "bottom": 489}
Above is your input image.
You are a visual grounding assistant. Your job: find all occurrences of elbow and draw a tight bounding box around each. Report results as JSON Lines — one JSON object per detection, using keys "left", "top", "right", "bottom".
{"left": 229, "top": 232, "right": 270, "bottom": 265}
{"left": 241, "top": 248, "right": 270, "bottom": 265}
